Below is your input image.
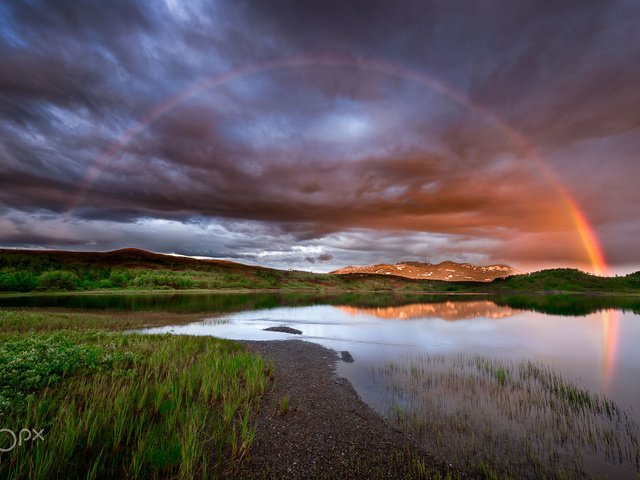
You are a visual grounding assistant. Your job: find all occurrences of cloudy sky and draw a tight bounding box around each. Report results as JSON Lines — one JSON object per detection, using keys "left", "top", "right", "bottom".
{"left": 0, "top": 0, "right": 639, "bottom": 273}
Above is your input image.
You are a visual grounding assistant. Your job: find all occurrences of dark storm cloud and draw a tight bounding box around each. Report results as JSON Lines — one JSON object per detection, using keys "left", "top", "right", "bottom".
{"left": 0, "top": 0, "right": 639, "bottom": 271}
{"left": 0, "top": 1, "right": 154, "bottom": 115}
{"left": 249, "top": 0, "right": 640, "bottom": 146}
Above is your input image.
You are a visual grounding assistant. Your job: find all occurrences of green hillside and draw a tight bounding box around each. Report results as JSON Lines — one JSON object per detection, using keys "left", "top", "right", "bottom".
{"left": 0, "top": 249, "right": 638, "bottom": 294}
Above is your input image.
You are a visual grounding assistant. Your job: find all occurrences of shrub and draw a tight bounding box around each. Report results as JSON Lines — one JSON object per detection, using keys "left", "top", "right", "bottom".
{"left": 0, "top": 269, "right": 39, "bottom": 292}
{"left": 37, "top": 270, "right": 79, "bottom": 290}
{"left": 109, "top": 269, "right": 130, "bottom": 288}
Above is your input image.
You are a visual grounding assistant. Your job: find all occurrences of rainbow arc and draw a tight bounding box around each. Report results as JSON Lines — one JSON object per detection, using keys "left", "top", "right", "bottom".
{"left": 68, "top": 54, "right": 609, "bottom": 275}
{"left": 69, "top": 55, "right": 616, "bottom": 388}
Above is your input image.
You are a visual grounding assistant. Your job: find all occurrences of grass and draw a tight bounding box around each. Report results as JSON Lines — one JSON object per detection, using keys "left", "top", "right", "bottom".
{"left": 0, "top": 310, "right": 269, "bottom": 479}
{"left": 278, "top": 395, "right": 290, "bottom": 416}
{"left": 373, "top": 354, "right": 640, "bottom": 479}
{"left": 0, "top": 309, "right": 222, "bottom": 333}
{"left": 392, "top": 449, "right": 461, "bottom": 480}
{"left": 278, "top": 395, "right": 289, "bottom": 415}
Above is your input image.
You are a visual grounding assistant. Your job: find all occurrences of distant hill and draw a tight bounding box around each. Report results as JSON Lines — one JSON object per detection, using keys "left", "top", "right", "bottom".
{"left": 490, "top": 268, "right": 640, "bottom": 292}
{"left": 331, "top": 261, "right": 519, "bottom": 282}
{"left": 0, "top": 248, "right": 265, "bottom": 272}
{"left": 0, "top": 248, "right": 419, "bottom": 292}
{"left": 0, "top": 248, "right": 638, "bottom": 294}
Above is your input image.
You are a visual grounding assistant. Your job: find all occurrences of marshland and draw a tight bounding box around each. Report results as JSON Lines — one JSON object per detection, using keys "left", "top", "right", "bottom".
{"left": 375, "top": 354, "right": 639, "bottom": 479}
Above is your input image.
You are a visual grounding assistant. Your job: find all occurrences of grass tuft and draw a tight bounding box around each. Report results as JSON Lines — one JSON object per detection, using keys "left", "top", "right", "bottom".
{"left": 278, "top": 395, "right": 290, "bottom": 416}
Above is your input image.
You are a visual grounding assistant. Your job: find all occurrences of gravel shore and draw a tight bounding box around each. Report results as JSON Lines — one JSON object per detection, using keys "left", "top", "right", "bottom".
{"left": 233, "top": 339, "right": 456, "bottom": 479}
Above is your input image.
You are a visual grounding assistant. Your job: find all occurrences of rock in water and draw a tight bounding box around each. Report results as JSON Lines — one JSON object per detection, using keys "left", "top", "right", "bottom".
{"left": 263, "top": 326, "right": 302, "bottom": 335}
{"left": 340, "top": 351, "right": 354, "bottom": 363}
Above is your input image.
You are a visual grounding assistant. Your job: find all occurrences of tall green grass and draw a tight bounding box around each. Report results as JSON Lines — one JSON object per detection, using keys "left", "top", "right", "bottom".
{"left": 0, "top": 311, "right": 269, "bottom": 479}
{"left": 0, "top": 309, "right": 218, "bottom": 334}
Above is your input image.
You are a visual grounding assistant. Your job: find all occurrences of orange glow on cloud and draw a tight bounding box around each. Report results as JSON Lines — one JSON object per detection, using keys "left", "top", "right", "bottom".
{"left": 70, "top": 55, "right": 610, "bottom": 276}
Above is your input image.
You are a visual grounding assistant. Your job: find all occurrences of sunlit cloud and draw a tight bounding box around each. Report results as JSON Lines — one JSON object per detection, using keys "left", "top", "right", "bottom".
{"left": 0, "top": 0, "right": 639, "bottom": 272}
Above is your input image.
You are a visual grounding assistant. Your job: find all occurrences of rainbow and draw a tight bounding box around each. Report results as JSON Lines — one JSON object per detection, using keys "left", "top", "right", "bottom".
{"left": 69, "top": 54, "right": 616, "bottom": 388}
{"left": 69, "top": 54, "right": 608, "bottom": 275}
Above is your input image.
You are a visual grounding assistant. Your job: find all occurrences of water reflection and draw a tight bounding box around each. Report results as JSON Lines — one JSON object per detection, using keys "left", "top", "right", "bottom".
{"left": 601, "top": 309, "right": 620, "bottom": 393}
{"left": 338, "top": 300, "right": 518, "bottom": 320}
{"left": 1, "top": 291, "right": 639, "bottom": 317}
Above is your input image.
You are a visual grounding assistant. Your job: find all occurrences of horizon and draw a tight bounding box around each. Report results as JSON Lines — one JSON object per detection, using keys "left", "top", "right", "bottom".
{"left": 2, "top": 245, "right": 639, "bottom": 277}
{"left": 1, "top": 1, "right": 639, "bottom": 275}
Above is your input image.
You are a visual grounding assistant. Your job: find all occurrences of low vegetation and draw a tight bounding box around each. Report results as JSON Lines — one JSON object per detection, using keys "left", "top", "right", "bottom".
{"left": 490, "top": 268, "right": 640, "bottom": 293}
{"left": 1, "top": 248, "right": 639, "bottom": 294}
{"left": 0, "top": 309, "right": 222, "bottom": 333}
{"left": 374, "top": 354, "right": 640, "bottom": 479}
{"left": 0, "top": 310, "right": 269, "bottom": 479}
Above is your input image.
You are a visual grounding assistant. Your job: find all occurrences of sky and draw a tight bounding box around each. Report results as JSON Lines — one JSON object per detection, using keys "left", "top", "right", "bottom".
{"left": 0, "top": 0, "right": 639, "bottom": 274}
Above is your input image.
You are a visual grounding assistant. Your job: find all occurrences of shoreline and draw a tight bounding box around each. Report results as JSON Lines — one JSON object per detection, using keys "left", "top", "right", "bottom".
{"left": 233, "top": 339, "right": 457, "bottom": 479}
{"left": 0, "top": 288, "right": 491, "bottom": 297}
{"left": 1, "top": 288, "right": 639, "bottom": 298}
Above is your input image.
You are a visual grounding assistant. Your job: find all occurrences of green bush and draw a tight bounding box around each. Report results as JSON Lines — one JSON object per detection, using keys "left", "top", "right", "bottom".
{"left": 96, "top": 278, "right": 113, "bottom": 289}
{"left": 37, "top": 270, "right": 79, "bottom": 290}
{"left": 109, "top": 269, "right": 130, "bottom": 288}
{"left": 0, "top": 269, "right": 39, "bottom": 292}
{"left": 0, "top": 333, "right": 136, "bottom": 414}
{"left": 129, "top": 271, "right": 196, "bottom": 289}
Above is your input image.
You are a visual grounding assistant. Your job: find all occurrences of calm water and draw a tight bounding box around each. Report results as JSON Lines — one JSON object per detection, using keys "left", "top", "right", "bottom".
{"left": 2, "top": 292, "right": 639, "bottom": 422}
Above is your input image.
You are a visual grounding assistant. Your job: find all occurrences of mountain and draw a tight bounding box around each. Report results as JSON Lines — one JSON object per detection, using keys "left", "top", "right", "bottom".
{"left": 331, "top": 261, "right": 519, "bottom": 282}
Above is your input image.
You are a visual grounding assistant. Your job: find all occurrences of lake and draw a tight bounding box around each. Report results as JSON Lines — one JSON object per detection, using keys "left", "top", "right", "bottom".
{"left": 2, "top": 292, "right": 638, "bottom": 417}
{"left": 3, "top": 292, "right": 639, "bottom": 477}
